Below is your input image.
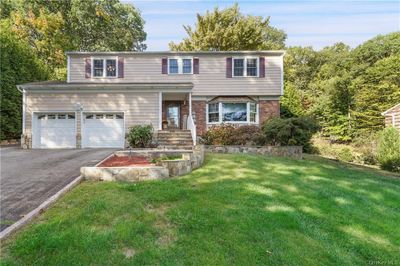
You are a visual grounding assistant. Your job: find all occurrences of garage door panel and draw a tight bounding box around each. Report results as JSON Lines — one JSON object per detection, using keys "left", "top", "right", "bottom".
{"left": 33, "top": 113, "right": 76, "bottom": 149}
{"left": 82, "top": 113, "right": 125, "bottom": 148}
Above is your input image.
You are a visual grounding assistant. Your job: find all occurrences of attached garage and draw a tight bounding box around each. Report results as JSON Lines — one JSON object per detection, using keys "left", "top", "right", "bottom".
{"left": 32, "top": 113, "right": 76, "bottom": 149}
{"left": 82, "top": 113, "right": 125, "bottom": 148}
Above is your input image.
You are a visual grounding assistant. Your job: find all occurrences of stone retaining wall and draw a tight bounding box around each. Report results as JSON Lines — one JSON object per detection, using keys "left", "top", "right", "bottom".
{"left": 81, "top": 145, "right": 205, "bottom": 182}
{"left": 205, "top": 145, "right": 302, "bottom": 159}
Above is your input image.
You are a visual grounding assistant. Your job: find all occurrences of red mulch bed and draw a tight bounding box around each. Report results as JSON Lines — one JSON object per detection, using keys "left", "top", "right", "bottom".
{"left": 99, "top": 155, "right": 152, "bottom": 167}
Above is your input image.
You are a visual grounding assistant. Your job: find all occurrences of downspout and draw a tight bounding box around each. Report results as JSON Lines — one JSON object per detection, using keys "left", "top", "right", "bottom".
{"left": 17, "top": 85, "right": 26, "bottom": 135}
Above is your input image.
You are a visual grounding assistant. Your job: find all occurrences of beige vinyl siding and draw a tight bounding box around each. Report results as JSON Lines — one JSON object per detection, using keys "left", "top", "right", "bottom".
{"left": 25, "top": 92, "right": 159, "bottom": 135}
{"left": 69, "top": 54, "right": 283, "bottom": 96}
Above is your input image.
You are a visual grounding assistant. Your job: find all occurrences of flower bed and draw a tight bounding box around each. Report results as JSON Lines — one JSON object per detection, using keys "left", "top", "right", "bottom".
{"left": 99, "top": 155, "right": 151, "bottom": 167}
{"left": 81, "top": 146, "right": 205, "bottom": 182}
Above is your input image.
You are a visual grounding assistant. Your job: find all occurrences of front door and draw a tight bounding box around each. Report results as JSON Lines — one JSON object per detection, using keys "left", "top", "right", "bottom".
{"left": 166, "top": 103, "right": 180, "bottom": 129}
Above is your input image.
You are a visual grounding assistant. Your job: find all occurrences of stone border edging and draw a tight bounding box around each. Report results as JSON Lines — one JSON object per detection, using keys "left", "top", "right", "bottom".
{"left": 204, "top": 145, "right": 303, "bottom": 159}
{"left": 0, "top": 153, "right": 114, "bottom": 241}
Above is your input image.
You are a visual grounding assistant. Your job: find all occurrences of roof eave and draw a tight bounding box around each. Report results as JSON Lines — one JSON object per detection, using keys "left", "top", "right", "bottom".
{"left": 65, "top": 50, "right": 286, "bottom": 56}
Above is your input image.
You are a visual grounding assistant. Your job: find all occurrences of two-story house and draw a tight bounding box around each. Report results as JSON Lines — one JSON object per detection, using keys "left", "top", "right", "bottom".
{"left": 17, "top": 51, "right": 284, "bottom": 149}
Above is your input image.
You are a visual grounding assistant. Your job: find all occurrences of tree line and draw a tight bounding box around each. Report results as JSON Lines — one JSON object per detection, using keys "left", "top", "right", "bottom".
{"left": 170, "top": 4, "right": 400, "bottom": 142}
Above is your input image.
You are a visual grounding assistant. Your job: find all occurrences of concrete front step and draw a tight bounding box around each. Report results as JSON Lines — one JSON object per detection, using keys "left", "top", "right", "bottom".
{"left": 157, "top": 130, "right": 193, "bottom": 146}
{"left": 158, "top": 137, "right": 193, "bottom": 141}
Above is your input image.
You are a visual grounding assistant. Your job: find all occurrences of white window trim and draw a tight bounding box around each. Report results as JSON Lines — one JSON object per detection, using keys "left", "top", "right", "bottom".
{"left": 206, "top": 102, "right": 259, "bottom": 124}
{"left": 167, "top": 57, "right": 193, "bottom": 75}
{"left": 232, "top": 57, "right": 259, "bottom": 78}
{"left": 91, "top": 56, "right": 119, "bottom": 78}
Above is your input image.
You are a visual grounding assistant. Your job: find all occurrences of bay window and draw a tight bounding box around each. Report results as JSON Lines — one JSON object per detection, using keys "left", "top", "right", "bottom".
{"left": 208, "top": 103, "right": 219, "bottom": 123}
{"left": 92, "top": 58, "right": 118, "bottom": 78}
{"left": 207, "top": 102, "right": 258, "bottom": 124}
{"left": 233, "top": 57, "right": 259, "bottom": 77}
{"left": 223, "top": 103, "right": 247, "bottom": 122}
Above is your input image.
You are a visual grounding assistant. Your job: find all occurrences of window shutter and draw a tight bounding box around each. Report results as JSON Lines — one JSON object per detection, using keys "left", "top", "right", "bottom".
{"left": 193, "top": 58, "right": 200, "bottom": 74}
{"left": 118, "top": 57, "right": 124, "bottom": 78}
{"left": 162, "top": 58, "right": 168, "bottom": 74}
{"left": 226, "top": 57, "right": 232, "bottom": 78}
{"left": 259, "top": 57, "right": 265, "bottom": 78}
{"left": 85, "top": 58, "right": 91, "bottom": 78}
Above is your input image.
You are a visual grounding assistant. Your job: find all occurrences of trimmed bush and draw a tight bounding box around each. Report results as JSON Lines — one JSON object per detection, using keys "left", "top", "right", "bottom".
{"left": 262, "top": 117, "right": 319, "bottom": 152}
{"left": 377, "top": 127, "right": 400, "bottom": 172}
{"left": 201, "top": 124, "right": 265, "bottom": 145}
{"left": 127, "top": 125, "right": 153, "bottom": 148}
{"left": 202, "top": 124, "right": 235, "bottom": 145}
{"left": 231, "top": 125, "right": 264, "bottom": 145}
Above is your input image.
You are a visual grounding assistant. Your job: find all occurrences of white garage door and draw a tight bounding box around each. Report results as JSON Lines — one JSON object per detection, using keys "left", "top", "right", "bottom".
{"left": 82, "top": 113, "right": 125, "bottom": 148}
{"left": 33, "top": 113, "right": 76, "bottom": 149}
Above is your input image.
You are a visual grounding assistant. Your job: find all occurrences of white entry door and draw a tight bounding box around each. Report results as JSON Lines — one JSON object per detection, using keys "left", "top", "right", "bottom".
{"left": 82, "top": 113, "right": 125, "bottom": 148}
{"left": 33, "top": 113, "right": 76, "bottom": 148}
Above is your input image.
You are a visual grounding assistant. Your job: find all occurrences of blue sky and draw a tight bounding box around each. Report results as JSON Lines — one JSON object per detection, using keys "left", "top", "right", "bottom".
{"left": 125, "top": 0, "right": 400, "bottom": 50}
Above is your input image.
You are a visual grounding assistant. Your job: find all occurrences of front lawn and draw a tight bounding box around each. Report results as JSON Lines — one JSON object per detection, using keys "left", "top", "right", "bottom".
{"left": 2, "top": 154, "right": 399, "bottom": 265}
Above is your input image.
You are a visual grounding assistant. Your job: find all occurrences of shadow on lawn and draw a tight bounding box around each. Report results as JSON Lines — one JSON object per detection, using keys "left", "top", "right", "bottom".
{"left": 122, "top": 153, "right": 400, "bottom": 264}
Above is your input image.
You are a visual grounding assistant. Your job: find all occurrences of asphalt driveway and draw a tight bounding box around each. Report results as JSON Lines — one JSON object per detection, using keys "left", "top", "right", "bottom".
{"left": 0, "top": 147, "right": 114, "bottom": 231}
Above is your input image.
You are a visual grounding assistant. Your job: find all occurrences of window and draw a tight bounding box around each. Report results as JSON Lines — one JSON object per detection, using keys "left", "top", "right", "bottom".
{"left": 208, "top": 103, "right": 219, "bottom": 123}
{"left": 47, "top": 114, "right": 56, "bottom": 119}
{"left": 249, "top": 102, "right": 257, "bottom": 122}
{"left": 105, "top": 114, "right": 114, "bottom": 119}
{"left": 57, "top": 114, "right": 66, "bottom": 119}
{"left": 207, "top": 102, "right": 258, "bottom": 124}
{"left": 182, "top": 59, "right": 192, "bottom": 74}
{"left": 168, "top": 59, "right": 179, "bottom": 74}
{"left": 247, "top": 58, "right": 258, "bottom": 77}
{"left": 168, "top": 58, "right": 193, "bottom": 74}
{"left": 95, "top": 114, "right": 104, "bottom": 119}
{"left": 116, "top": 114, "right": 123, "bottom": 119}
{"left": 233, "top": 58, "right": 259, "bottom": 77}
{"left": 92, "top": 58, "right": 118, "bottom": 77}
{"left": 93, "top": 59, "right": 104, "bottom": 77}
{"left": 67, "top": 114, "right": 75, "bottom": 119}
{"left": 233, "top": 59, "right": 244, "bottom": 76}
{"left": 223, "top": 103, "right": 247, "bottom": 122}
{"left": 106, "top": 59, "right": 116, "bottom": 77}
{"left": 86, "top": 114, "right": 94, "bottom": 119}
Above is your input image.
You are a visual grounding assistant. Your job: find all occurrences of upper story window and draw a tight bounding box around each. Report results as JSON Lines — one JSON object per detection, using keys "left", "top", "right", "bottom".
{"left": 233, "top": 57, "right": 259, "bottom": 77}
{"left": 168, "top": 58, "right": 193, "bottom": 74}
{"left": 92, "top": 58, "right": 117, "bottom": 78}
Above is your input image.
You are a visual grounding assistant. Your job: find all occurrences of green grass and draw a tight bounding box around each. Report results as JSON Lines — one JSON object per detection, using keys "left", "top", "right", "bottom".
{"left": 2, "top": 154, "right": 400, "bottom": 265}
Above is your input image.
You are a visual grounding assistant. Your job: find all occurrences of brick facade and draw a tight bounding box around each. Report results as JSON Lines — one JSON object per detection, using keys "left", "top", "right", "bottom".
{"left": 259, "top": 100, "right": 280, "bottom": 125}
{"left": 192, "top": 99, "right": 280, "bottom": 136}
{"left": 192, "top": 100, "right": 207, "bottom": 136}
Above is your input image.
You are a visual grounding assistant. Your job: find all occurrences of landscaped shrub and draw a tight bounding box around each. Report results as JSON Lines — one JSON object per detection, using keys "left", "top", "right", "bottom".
{"left": 127, "top": 125, "right": 153, "bottom": 148}
{"left": 377, "top": 127, "right": 400, "bottom": 172}
{"left": 231, "top": 125, "right": 265, "bottom": 145}
{"left": 337, "top": 147, "right": 353, "bottom": 162}
{"left": 262, "top": 116, "right": 319, "bottom": 152}
{"left": 201, "top": 124, "right": 235, "bottom": 145}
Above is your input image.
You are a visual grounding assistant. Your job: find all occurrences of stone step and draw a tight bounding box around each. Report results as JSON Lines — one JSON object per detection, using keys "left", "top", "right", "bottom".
{"left": 158, "top": 133, "right": 192, "bottom": 136}
{"left": 158, "top": 137, "right": 193, "bottom": 141}
{"left": 158, "top": 130, "right": 191, "bottom": 133}
{"left": 158, "top": 140, "right": 193, "bottom": 145}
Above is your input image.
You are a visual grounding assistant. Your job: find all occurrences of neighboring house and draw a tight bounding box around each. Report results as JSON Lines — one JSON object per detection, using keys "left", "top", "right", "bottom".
{"left": 382, "top": 103, "right": 400, "bottom": 129}
{"left": 17, "top": 51, "right": 284, "bottom": 149}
